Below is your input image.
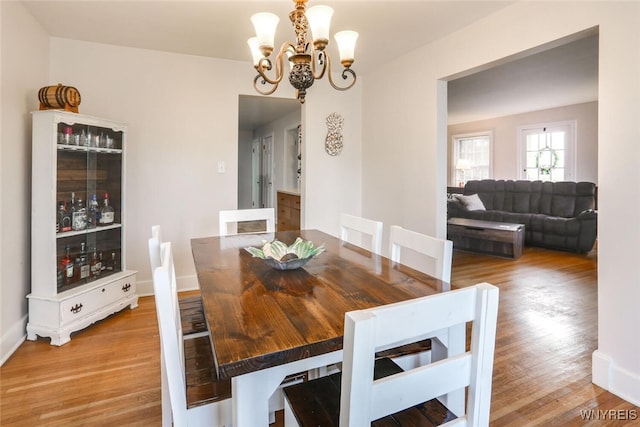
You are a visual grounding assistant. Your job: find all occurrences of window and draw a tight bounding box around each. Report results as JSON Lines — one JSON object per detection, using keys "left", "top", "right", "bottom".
{"left": 519, "top": 121, "right": 575, "bottom": 182}
{"left": 451, "top": 132, "right": 492, "bottom": 187}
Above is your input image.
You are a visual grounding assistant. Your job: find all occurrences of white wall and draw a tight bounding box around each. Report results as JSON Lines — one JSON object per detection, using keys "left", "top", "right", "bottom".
{"left": 362, "top": 1, "right": 639, "bottom": 406}
{"left": 448, "top": 101, "right": 598, "bottom": 184}
{"left": 0, "top": 2, "right": 50, "bottom": 364}
{"left": 302, "top": 76, "right": 363, "bottom": 237}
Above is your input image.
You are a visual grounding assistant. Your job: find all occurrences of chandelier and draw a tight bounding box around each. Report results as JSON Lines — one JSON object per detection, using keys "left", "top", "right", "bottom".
{"left": 248, "top": 0, "right": 358, "bottom": 103}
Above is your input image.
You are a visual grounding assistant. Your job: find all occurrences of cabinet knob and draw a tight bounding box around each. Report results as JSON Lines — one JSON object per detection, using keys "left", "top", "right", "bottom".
{"left": 122, "top": 283, "right": 131, "bottom": 292}
{"left": 70, "top": 303, "right": 83, "bottom": 314}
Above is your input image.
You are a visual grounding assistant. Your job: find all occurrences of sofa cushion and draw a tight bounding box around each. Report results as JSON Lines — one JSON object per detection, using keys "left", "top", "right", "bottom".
{"left": 456, "top": 194, "right": 486, "bottom": 211}
{"left": 511, "top": 180, "right": 543, "bottom": 214}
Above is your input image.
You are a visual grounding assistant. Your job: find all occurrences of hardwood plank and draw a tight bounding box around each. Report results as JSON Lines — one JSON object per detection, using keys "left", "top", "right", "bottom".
{"left": 2, "top": 245, "right": 638, "bottom": 426}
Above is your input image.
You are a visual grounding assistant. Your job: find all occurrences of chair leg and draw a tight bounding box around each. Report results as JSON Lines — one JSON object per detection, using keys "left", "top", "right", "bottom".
{"left": 160, "top": 354, "right": 172, "bottom": 427}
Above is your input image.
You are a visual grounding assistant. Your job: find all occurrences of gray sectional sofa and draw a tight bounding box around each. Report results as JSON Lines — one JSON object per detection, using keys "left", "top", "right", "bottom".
{"left": 447, "top": 179, "right": 597, "bottom": 253}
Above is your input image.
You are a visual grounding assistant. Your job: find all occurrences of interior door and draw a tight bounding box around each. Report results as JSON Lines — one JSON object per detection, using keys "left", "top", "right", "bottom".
{"left": 251, "top": 138, "right": 261, "bottom": 208}
{"left": 261, "top": 134, "right": 274, "bottom": 208}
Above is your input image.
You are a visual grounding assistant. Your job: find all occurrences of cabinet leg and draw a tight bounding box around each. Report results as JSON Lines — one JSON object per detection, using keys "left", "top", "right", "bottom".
{"left": 26, "top": 326, "right": 37, "bottom": 341}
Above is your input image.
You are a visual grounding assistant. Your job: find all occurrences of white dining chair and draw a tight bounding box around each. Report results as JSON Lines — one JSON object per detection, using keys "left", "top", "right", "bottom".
{"left": 153, "top": 242, "right": 232, "bottom": 427}
{"left": 340, "top": 213, "right": 383, "bottom": 255}
{"left": 389, "top": 225, "right": 453, "bottom": 282}
{"left": 385, "top": 225, "right": 457, "bottom": 389}
{"left": 283, "top": 282, "right": 499, "bottom": 427}
{"left": 218, "top": 208, "right": 275, "bottom": 236}
{"left": 149, "top": 225, "right": 209, "bottom": 427}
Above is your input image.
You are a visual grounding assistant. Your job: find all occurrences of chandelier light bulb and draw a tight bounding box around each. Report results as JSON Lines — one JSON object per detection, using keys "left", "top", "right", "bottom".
{"left": 305, "top": 5, "right": 333, "bottom": 49}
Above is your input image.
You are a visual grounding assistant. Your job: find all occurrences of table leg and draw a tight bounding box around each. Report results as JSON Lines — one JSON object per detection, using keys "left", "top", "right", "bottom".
{"left": 230, "top": 351, "right": 343, "bottom": 427}
{"left": 232, "top": 370, "right": 277, "bottom": 427}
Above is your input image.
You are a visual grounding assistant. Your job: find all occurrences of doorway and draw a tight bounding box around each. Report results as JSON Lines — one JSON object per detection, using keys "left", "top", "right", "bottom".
{"left": 237, "top": 95, "right": 301, "bottom": 210}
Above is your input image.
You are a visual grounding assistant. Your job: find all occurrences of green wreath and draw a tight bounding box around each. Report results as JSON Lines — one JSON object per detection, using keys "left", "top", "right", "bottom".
{"left": 535, "top": 147, "right": 559, "bottom": 175}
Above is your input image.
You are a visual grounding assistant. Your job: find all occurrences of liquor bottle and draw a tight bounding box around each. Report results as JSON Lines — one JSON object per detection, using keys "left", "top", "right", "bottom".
{"left": 76, "top": 242, "right": 90, "bottom": 281}
{"left": 105, "top": 252, "right": 118, "bottom": 272}
{"left": 60, "top": 246, "right": 74, "bottom": 286}
{"left": 100, "top": 193, "right": 115, "bottom": 225}
{"left": 90, "top": 247, "right": 101, "bottom": 279}
{"left": 87, "top": 194, "right": 100, "bottom": 228}
{"left": 72, "top": 196, "right": 87, "bottom": 231}
{"left": 59, "top": 202, "right": 72, "bottom": 232}
{"left": 99, "top": 252, "right": 106, "bottom": 272}
{"left": 56, "top": 202, "right": 62, "bottom": 233}
{"left": 69, "top": 192, "right": 76, "bottom": 226}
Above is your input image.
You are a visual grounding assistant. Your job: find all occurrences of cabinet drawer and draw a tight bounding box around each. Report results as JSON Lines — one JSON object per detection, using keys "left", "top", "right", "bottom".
{"left": 278, "top": 192, "right": 292, "bottom": 207}
{"left": 279, "top": 206, "right": 292, "bottom": 220}
{"left": 61, "top": 275, "right": 136, "bottom": 325}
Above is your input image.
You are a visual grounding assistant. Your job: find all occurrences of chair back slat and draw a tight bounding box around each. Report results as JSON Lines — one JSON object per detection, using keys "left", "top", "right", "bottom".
{"left": 389, "top": 225, "right": 453, "bottom": 282}
{"left": 218, "top": 208, "right": 275, "bottom": 236}
{"left": 372, "top": 286, "right": 477, "bottom": 349}
{"left": 371, "top": 354, "right": 472, "bottom": 420}
{"left": 340, "top": 213, "right": 383, "bottom": 255}
{"left": 339, "top": 283, "right": 499, "bottom": 426}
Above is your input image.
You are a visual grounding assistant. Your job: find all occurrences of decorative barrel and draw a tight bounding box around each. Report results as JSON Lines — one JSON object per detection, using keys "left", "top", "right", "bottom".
{"left": 38, "top": 84, "right": 81, "bottom": 113}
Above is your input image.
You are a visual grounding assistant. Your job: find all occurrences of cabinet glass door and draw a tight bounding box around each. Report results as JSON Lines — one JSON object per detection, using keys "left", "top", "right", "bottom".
{"left": 55, "top": 121, "right": 123, "bottom": 293}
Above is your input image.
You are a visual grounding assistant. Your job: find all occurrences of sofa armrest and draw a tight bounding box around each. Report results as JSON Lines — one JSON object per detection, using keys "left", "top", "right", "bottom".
{"left": 576, "top": 209, "right": 597, "bottom": 221}
{"left": 447, "top": 200, "right": 465, "bottom": 219}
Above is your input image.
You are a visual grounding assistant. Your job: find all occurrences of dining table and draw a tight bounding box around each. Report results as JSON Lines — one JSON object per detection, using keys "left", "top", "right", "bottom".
{"left": 190, "top": 229, "right": 464, "bottom": 426}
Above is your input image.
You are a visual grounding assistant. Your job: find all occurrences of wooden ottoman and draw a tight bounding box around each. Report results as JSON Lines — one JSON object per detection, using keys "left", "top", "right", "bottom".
{"left": 447, "top": 218, "right": 525, "bottom": 259}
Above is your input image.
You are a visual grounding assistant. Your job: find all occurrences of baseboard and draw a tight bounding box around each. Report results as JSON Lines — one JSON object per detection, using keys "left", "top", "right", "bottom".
{"left": 593, "top": 349, "right": 640, "bottom": 406}
{"left": 137, "top": 274, "right": 200, "bottom": 296}
{"left": 1, "top": 314, "right": 28, "bottom": 367}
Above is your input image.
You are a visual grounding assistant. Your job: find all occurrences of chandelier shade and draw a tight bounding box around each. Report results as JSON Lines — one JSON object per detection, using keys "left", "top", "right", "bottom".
{"left": 334, "top": 30, "right": 358, "bottom": 66}
{"left": 248, "top": 0, "right": 358, "bottom": 103}
{"left": 305, "top": 5, "right": 333, "bottom": 47}
{"left": 250, "top": 12, "right": 279, "bottom": 54}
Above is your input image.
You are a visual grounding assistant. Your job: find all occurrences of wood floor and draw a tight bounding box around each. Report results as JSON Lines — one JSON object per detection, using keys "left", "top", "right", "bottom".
{"left": 2, "top": 245, "right": 638, "bottom": 426}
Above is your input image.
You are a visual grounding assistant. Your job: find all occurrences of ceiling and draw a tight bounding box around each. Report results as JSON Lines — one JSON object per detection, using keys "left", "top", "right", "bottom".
{"left": 448, "top": 33, "right": 599, "bottom": 124}
{"left": 21, "top": 1, "right": 598, "bottom": 128}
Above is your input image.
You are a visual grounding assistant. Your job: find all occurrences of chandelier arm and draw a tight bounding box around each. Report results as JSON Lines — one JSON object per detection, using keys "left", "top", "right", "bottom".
{"left": 326, "top": 54, "right": 357, "bottom": 91}
{"left": 310, "top": 48, "right": 328, "bottom": 80}
{"left": 253, "top": 74, "right": 279, "bottom": 95}
{"left": 255, "top": 41, "right": 295, "bottom": 85}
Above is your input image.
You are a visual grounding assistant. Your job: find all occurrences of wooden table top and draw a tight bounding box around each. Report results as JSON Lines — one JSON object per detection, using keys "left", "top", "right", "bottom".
{"left": 191, "top": 229, "right": 446, "bottom": 380}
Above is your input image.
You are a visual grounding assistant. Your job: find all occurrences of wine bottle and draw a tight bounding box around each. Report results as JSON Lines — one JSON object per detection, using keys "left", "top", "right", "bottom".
{"left": 100, "top": 193, "right": 115, "bottom": 225}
